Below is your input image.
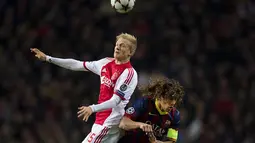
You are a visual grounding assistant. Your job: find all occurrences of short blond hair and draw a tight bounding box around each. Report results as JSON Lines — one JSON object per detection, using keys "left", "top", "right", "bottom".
{"left": 116, "top": 33, "right": 137, "bottom": 56}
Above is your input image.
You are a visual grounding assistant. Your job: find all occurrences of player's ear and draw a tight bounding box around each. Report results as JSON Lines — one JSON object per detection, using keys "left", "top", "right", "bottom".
{"left": 128, "top": 47, "right": 133, "bottom": 56}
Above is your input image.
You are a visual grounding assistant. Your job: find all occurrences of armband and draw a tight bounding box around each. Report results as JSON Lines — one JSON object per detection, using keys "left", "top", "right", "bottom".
{"left": 167, "top": 128, "right": 178, "bottom": 141}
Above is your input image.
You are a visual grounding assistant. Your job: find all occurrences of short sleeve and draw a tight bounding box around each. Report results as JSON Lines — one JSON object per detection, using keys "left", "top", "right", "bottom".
{"left": 83, "top": 58, "right": 113, "bottom": 75}
{"left": 167, "top": 109, "right": 180, "bottom": 141}
{"left": 114, "top": 68, "right": 138, "bottom": 100}
{"left": 124, "top": 97, "right": 148, "bottom": 120}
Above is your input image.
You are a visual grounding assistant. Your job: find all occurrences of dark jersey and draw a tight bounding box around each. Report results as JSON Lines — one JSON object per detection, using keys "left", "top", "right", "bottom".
{"left": 118, "top": 97, "right": 180, "bottom": 143}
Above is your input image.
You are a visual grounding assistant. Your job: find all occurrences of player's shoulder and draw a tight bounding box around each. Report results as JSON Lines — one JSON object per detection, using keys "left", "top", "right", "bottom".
{"left": 101, "top": 57, "right": 115, "bottom": 62}
{"left": 169, "top": 108, "right": 181, "bottom": 124}
{"left": 132, "top": 96, "right": 151, "bottom": 108}
{"left": 95, "top": 57, "right": 114, "bottom": 65}
{"left": 105, "top": 57, "right": 115, "bottom": 61}
{"left": 139, "top": 96, "right": 152, "bottom": 102}
{"left": 122, "top": 68, "right": 138, "bottom": 77}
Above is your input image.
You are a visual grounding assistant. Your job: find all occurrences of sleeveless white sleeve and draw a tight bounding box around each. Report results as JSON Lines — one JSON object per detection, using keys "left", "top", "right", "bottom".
{"left": 114, "top": 68, "right": 138, "bottom": 100}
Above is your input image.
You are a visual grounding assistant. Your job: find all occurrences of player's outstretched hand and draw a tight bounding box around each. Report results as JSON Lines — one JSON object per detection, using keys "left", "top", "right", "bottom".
{"left": 77, "top": 106, "right": 93, "bottom": 122}
{"left": 30, "top": 48, "right": 46, "bottom": 61}
{"left": 139, "top": 123, "right": 153, "bottom": 133}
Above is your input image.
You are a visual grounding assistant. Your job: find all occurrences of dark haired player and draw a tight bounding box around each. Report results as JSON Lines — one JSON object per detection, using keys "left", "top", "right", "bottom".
{"left": 117, "top": 77, "right": 184, "bottom": 143}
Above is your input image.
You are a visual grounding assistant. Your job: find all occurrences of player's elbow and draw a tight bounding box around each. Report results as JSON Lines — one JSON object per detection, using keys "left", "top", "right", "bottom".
{"left": 69, "top": 65, "right": 82, "bottom": 71}
{"left": 68, "top": 60, "right": 85, "bottom": 71}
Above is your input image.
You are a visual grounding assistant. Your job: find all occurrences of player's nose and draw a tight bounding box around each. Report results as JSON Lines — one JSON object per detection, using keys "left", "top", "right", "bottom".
{"left": 115, "top": 47, "right": 121, "bottom": 51}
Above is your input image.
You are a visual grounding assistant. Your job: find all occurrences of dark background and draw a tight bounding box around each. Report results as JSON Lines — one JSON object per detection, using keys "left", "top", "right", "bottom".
{"left": 0, "top": 0, "right": 255, "bottom": 143}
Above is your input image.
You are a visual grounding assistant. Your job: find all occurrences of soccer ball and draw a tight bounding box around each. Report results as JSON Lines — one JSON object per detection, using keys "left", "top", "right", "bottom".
{"left": 111, "top": 0, "right": 135, "bottom": 14}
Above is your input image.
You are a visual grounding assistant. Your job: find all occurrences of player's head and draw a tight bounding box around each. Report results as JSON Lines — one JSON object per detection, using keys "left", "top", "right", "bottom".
{"left": 139, "top": 76, "right": 184, "bottom": 112}
{"left": 114, "top": 33, "right": 137, "bottom": 61}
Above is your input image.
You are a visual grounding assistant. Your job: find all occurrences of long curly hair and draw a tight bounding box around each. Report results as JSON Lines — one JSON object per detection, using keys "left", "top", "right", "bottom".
{"left": 139, "top": 76, "right": 185, "bottom": 106}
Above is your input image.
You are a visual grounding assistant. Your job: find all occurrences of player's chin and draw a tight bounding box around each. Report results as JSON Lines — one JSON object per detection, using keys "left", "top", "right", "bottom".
{"left": 114, "top": 54, "right": 122, "bottom": 61}
{"left": 163, "top": 109, "right": 170, "bottom": 112}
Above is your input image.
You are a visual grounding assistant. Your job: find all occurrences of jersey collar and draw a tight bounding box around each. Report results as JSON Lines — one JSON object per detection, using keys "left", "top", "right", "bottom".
{"left": 155, "top": 99, "right": 169, "bottom": 115}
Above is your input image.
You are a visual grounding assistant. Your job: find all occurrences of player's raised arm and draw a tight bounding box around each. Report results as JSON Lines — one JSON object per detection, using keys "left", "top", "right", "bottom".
{"left": 31, "top": 48, "right": 112, "bottom": 74}
{"left": 31, "top": 48, "right": 86, "bottom": 71}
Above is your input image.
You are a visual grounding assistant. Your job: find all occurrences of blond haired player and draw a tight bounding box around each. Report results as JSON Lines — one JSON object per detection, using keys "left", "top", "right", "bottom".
{"left": 31, "top": 33, "right": 138, "bottom": 143}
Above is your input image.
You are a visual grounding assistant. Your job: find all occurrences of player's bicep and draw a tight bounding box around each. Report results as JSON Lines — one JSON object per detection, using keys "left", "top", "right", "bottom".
{"left": 83, "top": 58, "right": 112, "bottom": 75}
{"left": 114, "top": 68, "right": 138, "bottom": 100}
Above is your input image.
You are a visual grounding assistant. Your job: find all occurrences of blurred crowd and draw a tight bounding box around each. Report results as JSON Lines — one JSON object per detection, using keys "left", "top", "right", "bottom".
{"left": 1, "top": 0, "right": 255, "bottom": 143}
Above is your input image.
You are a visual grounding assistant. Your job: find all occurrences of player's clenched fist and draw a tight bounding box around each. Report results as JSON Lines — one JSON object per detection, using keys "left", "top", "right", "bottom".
{"left": 30, "top": 48, "right": 46, "bottom": 61}
{"left": 147, "top": 132, "right": 157, "bottom": 143}
{"left": 138, "top": 123, "right": 153, "bottom": 133}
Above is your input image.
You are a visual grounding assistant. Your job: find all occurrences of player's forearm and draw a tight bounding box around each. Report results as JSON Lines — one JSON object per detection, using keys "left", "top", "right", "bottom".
{"left": 119, "top": 117, "right": 141, "bottom": 130}
{"left": 89, "top": 94, "right": 121, "bottom": 112}
{"left": 46, "top": 55, "right": 86, "bottom": 71}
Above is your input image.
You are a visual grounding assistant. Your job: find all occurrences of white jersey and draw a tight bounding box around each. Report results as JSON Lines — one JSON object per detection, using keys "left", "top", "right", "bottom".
{"left": 83, "top": 58, "right": 138, "bottom": 127}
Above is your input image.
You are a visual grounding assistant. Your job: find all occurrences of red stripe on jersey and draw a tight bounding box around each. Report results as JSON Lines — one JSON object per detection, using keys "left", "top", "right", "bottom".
{"left": 94, "top": 127, "right": 107, "bottom": 143}
{"left": 95, "top": 127, "right": 108, "bottom": 143}
{"left": 83, "top": 61, "right": 89, "bottom": 71}
{"left": 124, "top": 68, "right": 134, "bottom": 85}
{"left": 97, "top": 129, "right": 108, "bottom": 143}
{"left": 127, "top": 69, "right": 134, "bottom": 84}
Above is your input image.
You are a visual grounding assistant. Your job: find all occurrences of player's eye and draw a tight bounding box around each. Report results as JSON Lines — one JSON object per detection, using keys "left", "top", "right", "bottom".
{"left": 121, "top": 43, "right": 126, "bottom": 48}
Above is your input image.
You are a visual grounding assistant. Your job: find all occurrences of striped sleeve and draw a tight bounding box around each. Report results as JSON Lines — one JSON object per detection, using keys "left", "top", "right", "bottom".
{"left": 114, "top": 68, "right": 138, "bottom": 100}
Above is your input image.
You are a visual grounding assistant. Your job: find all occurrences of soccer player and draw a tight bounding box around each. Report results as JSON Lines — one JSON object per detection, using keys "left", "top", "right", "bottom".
{"left": 117, "top": 77, "right": 184, "bottom": 143}
{"left": 31, "top": 33, "right": 138, "bottom": 143}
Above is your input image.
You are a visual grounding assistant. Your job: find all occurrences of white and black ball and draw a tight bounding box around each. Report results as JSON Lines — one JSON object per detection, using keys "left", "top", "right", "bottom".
{"left": 111, "top": 0, "right": 135, "bottom": 13}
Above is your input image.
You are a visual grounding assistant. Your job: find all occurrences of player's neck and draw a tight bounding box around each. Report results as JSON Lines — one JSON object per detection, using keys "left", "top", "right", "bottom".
{"left": 115, "top": 58, "right": 130, "bottom": 65}
{"left": 156, "top": 101, "right": 162, "bottom": 110}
